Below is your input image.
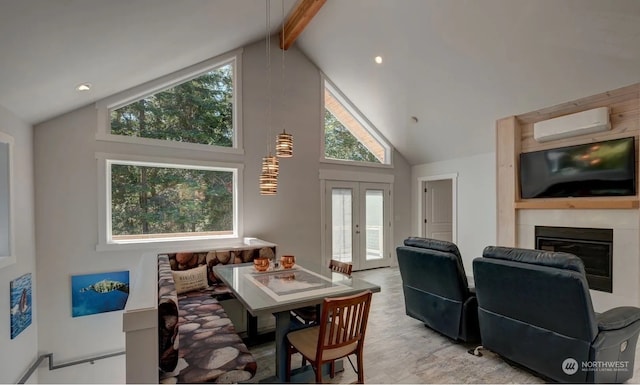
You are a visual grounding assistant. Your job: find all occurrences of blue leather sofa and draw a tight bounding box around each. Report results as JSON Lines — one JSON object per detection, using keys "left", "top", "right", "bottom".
{"left": 396, "top": 237, "right": 480, "bottom": 342}
{"left": 473, "top": 246, "right": 640, "bottom": 383}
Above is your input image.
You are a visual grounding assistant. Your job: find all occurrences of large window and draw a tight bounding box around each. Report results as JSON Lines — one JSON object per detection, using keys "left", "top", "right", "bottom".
{"left": 110, "top": 64, "right": 233, "bottom": 147}
{"left": 101, "top": 156, "right": 240, "bottom": 246}
{"left": 323, "top": 79, "right": 391, "bottom": 165}
{"left": 96, "top": 51, "right": 241, "bottom": 152}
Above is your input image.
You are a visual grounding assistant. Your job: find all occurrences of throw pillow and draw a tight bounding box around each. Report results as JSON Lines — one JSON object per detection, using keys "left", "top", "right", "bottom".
{"left": 172, "top": 265, "right": 208, "bottom": 294}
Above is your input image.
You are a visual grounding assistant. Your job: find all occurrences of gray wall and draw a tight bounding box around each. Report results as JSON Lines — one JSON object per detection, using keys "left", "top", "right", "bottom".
{"left": 0, "top": 104, "right": 37, "bottom": 383}
{"left": 32, "top": 38, "right": 411, "bottom": 364}
{"left": 412, "top": 152, "right": 496, "bottom": 274}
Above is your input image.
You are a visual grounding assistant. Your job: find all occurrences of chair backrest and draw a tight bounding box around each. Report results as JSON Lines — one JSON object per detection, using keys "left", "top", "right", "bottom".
{"left": 397, "top": 237, "right": 470, "bottom": 301}
{"left": 329, "top": 259, "right": 353, "bottom": 277}
{"left": 315, "top": 290, "right": 373, "bottom": 363}
{"left": 475, "top": 246, "right": 597, "bottom": 341}
{"left": 473, "top": 246, "right": 598, "bottom": 383}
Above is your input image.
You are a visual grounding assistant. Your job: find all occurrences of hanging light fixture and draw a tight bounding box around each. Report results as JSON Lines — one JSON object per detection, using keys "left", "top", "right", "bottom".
{"left": 276, "top": 0, "right": 293, "bottom": 158}
{"left": 259, "top": 166, "right": 278, "bottom": 195}
{"left": 260, "top": 0, "right": 278, "bottom": 195}
{"left": 262, "top": 155, "right": 279, "bottom": 175}
{"left": 260, "top": 154, "right": 278, "bottom": 195}
{"left": 276, "top": 131, "right": 293, "bottom": 158}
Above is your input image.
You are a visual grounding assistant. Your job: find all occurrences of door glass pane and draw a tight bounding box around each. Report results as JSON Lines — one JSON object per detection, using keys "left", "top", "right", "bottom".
{"left": 332, "top": 188, "right": 352, "bottom": 263}
{"left": 365, "top": 190, "right": 384, "bottom": 261}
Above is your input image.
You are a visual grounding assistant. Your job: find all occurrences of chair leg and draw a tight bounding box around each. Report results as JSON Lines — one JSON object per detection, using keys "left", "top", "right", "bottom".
{"left": 302, "top": 356, "right": 307, "bottom": 367}
{"left": 285, "top": 344, "right": 292, "bottom": 382}
{"left": 315, "top": 363, "right": 323, "bottom": 384}
{"left": 330, "top": 360, "right": 335, "bottom": 378}
{"left": 357, "top": 351, "right": 365, "bottom": 384}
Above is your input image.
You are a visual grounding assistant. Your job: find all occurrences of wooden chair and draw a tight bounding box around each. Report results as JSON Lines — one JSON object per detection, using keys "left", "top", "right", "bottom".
{"left": 329, "top": 259, "right": 353, "bottom": 276}
{"left": 290, "top": 260, "right": 353, "bottom": 325}
{"left": 285, "top": 290, "right": 373, "bottom": 383}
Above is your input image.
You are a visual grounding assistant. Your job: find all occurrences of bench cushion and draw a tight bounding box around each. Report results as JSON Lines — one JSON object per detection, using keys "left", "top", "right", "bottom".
{"left": 174, "top": 288, "right": 257, "bottom": 383}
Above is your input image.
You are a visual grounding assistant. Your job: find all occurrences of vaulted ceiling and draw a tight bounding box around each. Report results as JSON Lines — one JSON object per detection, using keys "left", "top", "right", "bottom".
{"left": 1, "top": 0, "right": 640, "bottom": 165}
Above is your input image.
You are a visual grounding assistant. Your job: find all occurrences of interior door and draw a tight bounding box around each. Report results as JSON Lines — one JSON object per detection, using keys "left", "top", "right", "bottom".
{"left": 422, "top": 179, "right": 453, "bottom": 242}
{"left": 325, "top": 181, "right": 390, "bottom": 271}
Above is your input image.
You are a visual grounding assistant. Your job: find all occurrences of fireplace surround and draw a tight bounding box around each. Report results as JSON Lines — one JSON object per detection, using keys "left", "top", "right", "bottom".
{"left": 535, "top": 226, "right": 613, "bottom": 293}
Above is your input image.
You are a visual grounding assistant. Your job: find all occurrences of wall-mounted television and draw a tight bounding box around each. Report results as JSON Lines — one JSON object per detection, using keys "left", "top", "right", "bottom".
{"left": 519, "top": 136, "right": 636, "bottom": 199}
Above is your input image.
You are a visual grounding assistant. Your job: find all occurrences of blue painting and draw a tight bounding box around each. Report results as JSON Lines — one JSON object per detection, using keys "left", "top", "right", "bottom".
{"left": 71, "top": 271, "right": 130, "bottom": 317}
{"left": 10, "top": 273, "right": 32, "bottom": 339}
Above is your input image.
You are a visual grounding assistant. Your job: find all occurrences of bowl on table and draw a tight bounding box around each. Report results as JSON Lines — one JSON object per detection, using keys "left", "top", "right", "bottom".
{"left": 280, "top": 255, "right": 296, "bottom": 269}
{"left": 254, "top": 257, "right": 270, "bottom": 272}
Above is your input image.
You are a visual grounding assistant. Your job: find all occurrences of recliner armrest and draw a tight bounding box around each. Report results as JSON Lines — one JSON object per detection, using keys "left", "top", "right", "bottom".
{"left": 597, "top": 306, "right": 640, "bottom": 331}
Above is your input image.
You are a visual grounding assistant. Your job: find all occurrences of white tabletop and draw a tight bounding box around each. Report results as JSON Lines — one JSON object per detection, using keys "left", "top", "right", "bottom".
{"left": 213, "top": 263, "right": 381, "bottom": 317}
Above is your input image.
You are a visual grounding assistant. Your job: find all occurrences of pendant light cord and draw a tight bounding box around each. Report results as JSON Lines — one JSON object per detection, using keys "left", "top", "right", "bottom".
{"left": 265, "top": 0, "right": 272, "bottom": 155}
{"left": 281, "top": 0, "right": 285, "bottom": 134}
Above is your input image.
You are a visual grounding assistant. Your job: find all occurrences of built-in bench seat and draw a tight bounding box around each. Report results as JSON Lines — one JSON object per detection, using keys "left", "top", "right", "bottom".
{"left": 157, "top": 241, "right": 276, "bottom": 383}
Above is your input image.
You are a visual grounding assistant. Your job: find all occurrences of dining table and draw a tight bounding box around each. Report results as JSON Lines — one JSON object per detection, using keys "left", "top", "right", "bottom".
{"left": 213, "top": 261, "right": 381, "bottom": 383}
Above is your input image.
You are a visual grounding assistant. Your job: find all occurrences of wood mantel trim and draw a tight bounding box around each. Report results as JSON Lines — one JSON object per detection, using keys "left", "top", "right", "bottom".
{"left": 279, "top": 0, "right": 327, "bottom": 50}
{"left": 515, "top": 198, "right": 640, "bottom": 210}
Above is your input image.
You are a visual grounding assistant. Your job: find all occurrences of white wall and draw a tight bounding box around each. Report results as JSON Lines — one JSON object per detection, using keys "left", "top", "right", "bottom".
{"left": 32, "top": 38, "right": 411, "bottom": 370}
{"left": 412, "top": 152, "right": 496, "bottom": 273}
{"left": 517, "top": 209, "right": 640, "bottom": 313}
{"left": 0, "top": 104, "right": 37, "bottom": 383}
{"left": 242, "top": 40, "right": 412, "bottom": 271}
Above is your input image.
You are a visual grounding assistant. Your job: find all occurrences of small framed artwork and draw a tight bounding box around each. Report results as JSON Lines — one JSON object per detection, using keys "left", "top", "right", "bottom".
{"left": 71, "top": 270, "right": 130, "bottom": 317}
{"left": 10, "top": 273, "right": 32, "bottom": 339}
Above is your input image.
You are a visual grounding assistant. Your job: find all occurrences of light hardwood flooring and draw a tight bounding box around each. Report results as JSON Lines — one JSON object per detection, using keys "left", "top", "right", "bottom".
{"left": 248, "top": 267, "right": 640, "bottom": 384}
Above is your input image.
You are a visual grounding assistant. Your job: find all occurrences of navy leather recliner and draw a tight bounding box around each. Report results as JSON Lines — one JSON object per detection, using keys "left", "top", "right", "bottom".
{"left": 473, "top": 246, "right": 640, "bottom": 383}
{"left": 396, "top": 237, "right": 480, "bottom": 342}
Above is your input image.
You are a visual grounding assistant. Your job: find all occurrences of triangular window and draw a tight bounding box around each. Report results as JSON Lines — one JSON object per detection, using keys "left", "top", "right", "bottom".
{"left": 323, "top": 79, "right": 390, "bottom": 165}
{"left": 107, "top": 57, "right": 237, "bottom": 149}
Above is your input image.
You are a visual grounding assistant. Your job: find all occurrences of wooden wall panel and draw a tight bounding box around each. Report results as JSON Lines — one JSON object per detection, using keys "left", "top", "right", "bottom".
{"left": 516, "top": 83, "right": 639, "bottom": 124}
{"left": 521, "top": 98, "right": 639, "bottom": 153}
{"left": 495, "top": 82, "right": 640, "bottom": 221}
{"left": 496, "top": 116, "right": 520, "bottom": 247}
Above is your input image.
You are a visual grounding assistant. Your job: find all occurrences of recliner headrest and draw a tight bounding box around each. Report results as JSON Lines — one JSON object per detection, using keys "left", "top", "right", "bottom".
{"left": 482, "top": 246, "right": 585, "bottom": 274}
{"left": 404, "top": 237, "right": 462, "bottom": 259}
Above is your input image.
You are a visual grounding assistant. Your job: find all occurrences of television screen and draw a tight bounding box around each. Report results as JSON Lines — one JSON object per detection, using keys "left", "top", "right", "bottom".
{"left": 519, "top": 137, "right": 636, "bottom": 199}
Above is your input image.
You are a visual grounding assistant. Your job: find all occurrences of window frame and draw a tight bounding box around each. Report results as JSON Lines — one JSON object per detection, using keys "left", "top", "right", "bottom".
{"left": 96, "top": 152, "right": 243, "bottom": 252}
{"left": 96, "top": 49, "right": 243, "bottom": 155}
{"left": 320, "top": 75, "right": 393, "bottom": 168}
{"left": 0, "top": 131, "right": 14, "bottom": 269}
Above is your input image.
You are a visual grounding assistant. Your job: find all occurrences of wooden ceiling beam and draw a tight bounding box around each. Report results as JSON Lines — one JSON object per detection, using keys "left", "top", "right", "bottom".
{"left": 279, "top": 0, "right": 326, "bottom": 50}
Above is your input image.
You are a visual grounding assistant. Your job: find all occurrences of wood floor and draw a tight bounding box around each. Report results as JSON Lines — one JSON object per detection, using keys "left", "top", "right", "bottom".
{"left": 248, "top": 267, "right": 640, "bottom": 384}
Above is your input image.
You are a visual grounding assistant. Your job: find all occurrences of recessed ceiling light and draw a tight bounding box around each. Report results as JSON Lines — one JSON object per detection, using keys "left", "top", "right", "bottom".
{"left": 374, "top": 56, "right": 383, "bottom": 64}
{"left": 75, "top": 83, "right": 92, "bottom": 92}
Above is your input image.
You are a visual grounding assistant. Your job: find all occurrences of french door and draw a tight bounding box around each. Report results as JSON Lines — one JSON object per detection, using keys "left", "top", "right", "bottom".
{"left": 324, "top": 181, "right": 391, "bottom": 271}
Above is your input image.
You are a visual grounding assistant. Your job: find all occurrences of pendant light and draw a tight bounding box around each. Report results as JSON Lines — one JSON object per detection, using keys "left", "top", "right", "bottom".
{"left": 276, "top": 131, "right": 293, "bottom": 158}
{"left": 276, "top": 0, "right": 293, "bottom": 158}
{"left": 261, "top": 154, "right": 279, "bottom": 196}
{"left": 260, "top": 0, "right": 278, "bottom": 195}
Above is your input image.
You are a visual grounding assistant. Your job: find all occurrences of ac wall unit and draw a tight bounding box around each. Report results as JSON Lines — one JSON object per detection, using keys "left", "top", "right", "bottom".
{"left": 533, "top": 107, "right": 611, "bottom": 142}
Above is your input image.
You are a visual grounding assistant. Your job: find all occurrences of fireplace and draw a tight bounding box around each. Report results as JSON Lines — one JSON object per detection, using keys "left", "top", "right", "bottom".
{"left": 535, "top": 226, "right": 613, "bottom": 293}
